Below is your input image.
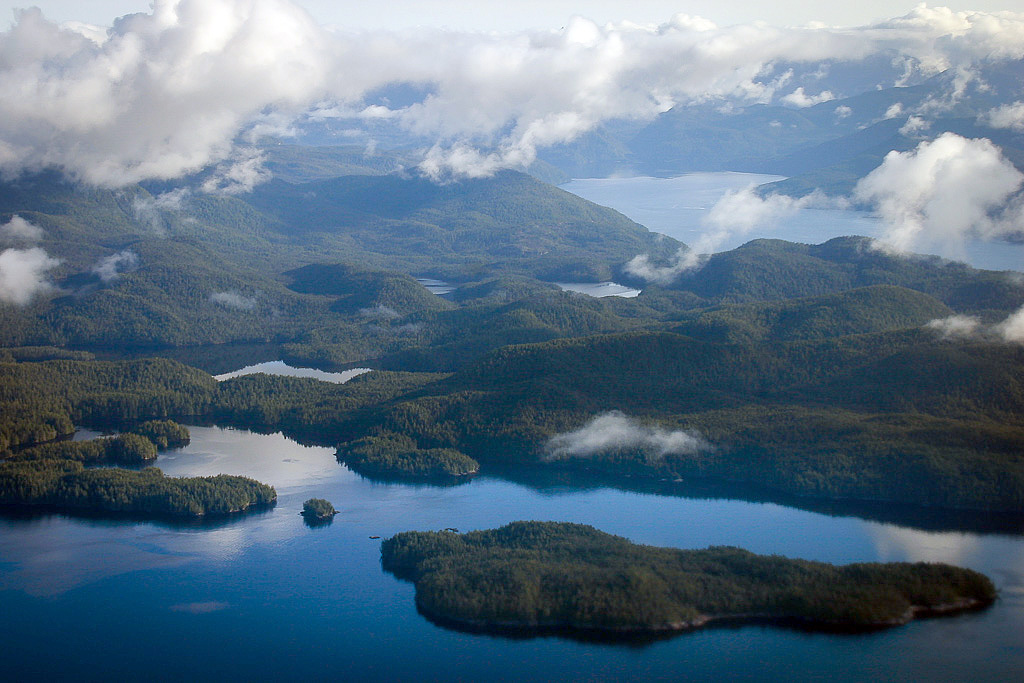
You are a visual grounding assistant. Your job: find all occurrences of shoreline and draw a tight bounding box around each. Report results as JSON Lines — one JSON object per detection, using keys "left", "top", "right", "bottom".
{"left": 414, "top": 596, "right": 997, "bottom": 639}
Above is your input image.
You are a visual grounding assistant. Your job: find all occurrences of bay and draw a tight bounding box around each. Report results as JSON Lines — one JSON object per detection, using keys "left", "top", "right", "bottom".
{"left": 1, "top": 426, "right": 1021, "bottom": 681}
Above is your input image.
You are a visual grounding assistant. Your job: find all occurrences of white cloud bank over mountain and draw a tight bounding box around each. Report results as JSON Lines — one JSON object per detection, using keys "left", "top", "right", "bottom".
{"left": 927, "top": 306, "right": 1024, "bottom": 343}
{"left": 854, "top": 133, "right": 1024, "bottom": 259}
{"left": 2, "top": 2, "right": 1024, "bottom": 186}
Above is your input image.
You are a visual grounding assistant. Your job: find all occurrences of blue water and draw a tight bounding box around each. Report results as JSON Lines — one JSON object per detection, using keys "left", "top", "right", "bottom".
{"left": 562, "top": 173, "right": 1024, "bottom": 273}
{"left": 2, "top": 426, "right": 1021, "bottom": 680}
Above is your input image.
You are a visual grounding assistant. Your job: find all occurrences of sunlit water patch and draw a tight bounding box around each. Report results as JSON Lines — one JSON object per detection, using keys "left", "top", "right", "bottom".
{"left": 553, "top": 281, "right": 641, "bottom": 298}
{"left": 416, "top": 278, "right": 456, "bottom": 296}
{"left": 213, "top": 360, "right": 371, "bottom": 383}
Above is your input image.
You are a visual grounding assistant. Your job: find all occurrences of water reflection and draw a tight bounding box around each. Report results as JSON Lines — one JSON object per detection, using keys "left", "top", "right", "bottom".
{"left": 213, "top": 360, "right": 372, "bottom": 383}
{"left": 416, "top": 278, "right": 456, "bottom": 296}
{"left": 553, "top": 282, "right": 641, "bottom": 298}
{"left": 868, "top": 524, "right": 1024, "bottom": 595}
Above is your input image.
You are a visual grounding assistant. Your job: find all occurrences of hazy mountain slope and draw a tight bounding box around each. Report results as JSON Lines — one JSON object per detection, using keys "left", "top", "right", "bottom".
{"left": 244, "top": 170, "right": 681, "bottom": 280}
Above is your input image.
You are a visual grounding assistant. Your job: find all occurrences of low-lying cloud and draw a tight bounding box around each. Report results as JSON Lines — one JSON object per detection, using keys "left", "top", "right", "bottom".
{"left": 210, "top": 290, "right": 257, "bottom": 310}
{"left": 855, "top": 133, "right": 1024, "bottom": 259}
{"left": 544, "top": 411, "right": 708, "bottom": 461}
{"left": 626, "top": 187, "right": 820, "bottom": 283}
{"left": 0, "top": 215, "right": 45, "bottom": 243}
{"left": 93, "top": 250, "right": 139, "bottom": 282}
{"left": 359, "top": 304, "right": 401, "bottom": 320}
{"left": 2, "top": 3, "right": 1024, "bottom": 185}
{"left": 132, "top": 189, "right": 189, "bottom": 233}
{"left": 927, "top": 306, "right": 1024, "bottom": 343}
{"left": 781, "top": 87, "right": 835, "bottom": 108}
{"left": 0, "top": 247, "right": 60, "bottom": 305}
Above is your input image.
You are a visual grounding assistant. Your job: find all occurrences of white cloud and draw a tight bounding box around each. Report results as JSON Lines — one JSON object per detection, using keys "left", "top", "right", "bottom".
{"left": 982, "top": 101, "right": 1024, "bottom": 132}
{"left": 0, "top": 247, "right": 60, "bottom": 305}
{"left": 898, "top": 115, "right": 931, "bottom": 136}
{"left": 210, "top": 290, "right": 257, "bottom": 310}
{"left": 544, "top": 411, "right": 708, "bottom": 461}
{"left": 200, "top": 148, "right": 272, "bottom": 195}
{"left": 780, "top": 86, "right": 835, "bottom": 108}
{"left": 2, "top": 3, "right": 1024, "bottom": 184}
{"left": 994, "top": 306, "right": 1024, "bottom": 343}
{"left": 925, "top": 314, "right": 981, "bottom": 339}
{"left": 92, "top": 249, "right": 139, "bottom": 282}
{"left": 132, "top": 188, "right": 189, "bottom": 234}
{"left": 834, "top": 104, "right": 852, "bottom": 119}
{"left": 0, "top": 215, "right": 44, "bottom": 242}
{"left": 884, "top": 103, "right": 904, "bottom": 119}
{"left": 626, "top": 186, "right": 819, "bottom": 283}
{"left": 0, "top": 1, "right": 332, "bottom": 188}
{"left": 855, "top": 133, "right": 1024, "bottom": 258}
{"left": 927, "top": 306, "right": 1024, "bottom": 344}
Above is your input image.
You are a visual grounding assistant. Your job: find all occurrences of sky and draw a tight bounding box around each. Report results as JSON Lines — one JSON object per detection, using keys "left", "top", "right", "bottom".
{"left": 2, "top": 1, "right": 1024, "bottom": 31}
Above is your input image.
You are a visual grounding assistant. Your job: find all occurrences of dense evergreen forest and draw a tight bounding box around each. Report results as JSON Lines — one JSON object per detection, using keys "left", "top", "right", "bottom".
{"left": 2, "top": 164, "right": 1024, "bottom": 518}
{"left": 382, "top": 522, "right": 996, "bottom": 633}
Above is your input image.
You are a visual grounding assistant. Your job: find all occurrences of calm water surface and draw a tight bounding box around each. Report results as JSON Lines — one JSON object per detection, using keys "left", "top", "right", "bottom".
{"left": 562, "top": 174, "right": 1024, "bottom": 272}
{"left": 554, "top": 282, "right": 641, "bottom": 298}
{"left": 213, "top": 360, "right": 372, "bottom": 383}
{"left": 2, "top": 426, "right": 1022, "bottom": 681}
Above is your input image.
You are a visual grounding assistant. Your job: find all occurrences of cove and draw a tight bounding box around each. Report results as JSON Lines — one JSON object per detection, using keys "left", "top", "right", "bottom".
{"left": 1, "top": 425, "right": 1021, "bottom": 680}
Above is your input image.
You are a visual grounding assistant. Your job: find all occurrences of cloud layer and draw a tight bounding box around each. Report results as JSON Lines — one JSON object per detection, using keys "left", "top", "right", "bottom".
{"left": 544, "top": 411, "right": 708, "bottom": 461}
{"left": 3, "top": 3, "right": 1024, "bottom": 185}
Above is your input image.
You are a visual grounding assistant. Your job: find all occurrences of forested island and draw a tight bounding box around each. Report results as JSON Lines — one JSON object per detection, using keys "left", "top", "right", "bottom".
{"left": 301, "top": 497, "right": 337, "bottom": 520}
{"left": 382, "top": 522, "right": 997, "bottom": 635}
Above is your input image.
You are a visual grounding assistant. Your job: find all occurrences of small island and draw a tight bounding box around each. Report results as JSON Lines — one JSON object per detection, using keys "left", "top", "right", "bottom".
{"left": 337, "top": 433, "right": 480, "bottom": 480}
{"left": 301, "top": 498, "right": 338, "bottom": 521}
{"left": 382, "top": 521, "right": 996, "bottom": 635}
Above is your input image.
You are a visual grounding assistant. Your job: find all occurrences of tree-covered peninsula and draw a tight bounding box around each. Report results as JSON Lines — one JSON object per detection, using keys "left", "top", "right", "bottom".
{"left": 0, "top": 459, "right": 276, "bottom": 518}
{"left": 382, "top": 522, "right": 996, "bottom": 635}
{"left": 0, "top": 407, "right": 274, "bottom": 519}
